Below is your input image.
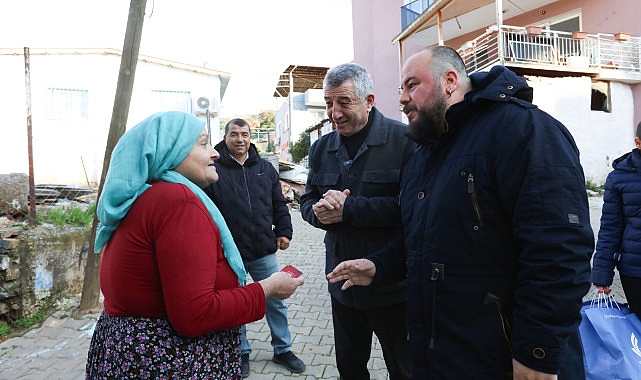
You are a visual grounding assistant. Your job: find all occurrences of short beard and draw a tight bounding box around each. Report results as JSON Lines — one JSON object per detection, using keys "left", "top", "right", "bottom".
{"left": 408, "top": 94, "right": 448, "bottom": 145}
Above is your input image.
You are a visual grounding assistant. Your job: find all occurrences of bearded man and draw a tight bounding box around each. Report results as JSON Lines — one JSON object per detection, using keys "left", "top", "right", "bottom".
{"left": 327, "top": 46, "right": 593, "bottom": 380}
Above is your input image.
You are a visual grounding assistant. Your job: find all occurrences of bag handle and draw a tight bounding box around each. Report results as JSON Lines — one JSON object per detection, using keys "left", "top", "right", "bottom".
{"left": 588, "top": 289, "right": 621, "bottom": 309}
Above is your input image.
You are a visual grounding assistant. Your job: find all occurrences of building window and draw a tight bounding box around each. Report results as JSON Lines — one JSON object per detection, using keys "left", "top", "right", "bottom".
{"left": 310, "top": 110, "right": 325, "bottom": 125}
{"left": 548, "top": 16, "right": 580, "bottom": 33}
{"left": 591, "top": 81, "right": 610, "bottom": 112}
{"left": 151, "top": 90, "right": 192, "bottom": 113}
{"left": 47, "top": 88, "right": 88, "bottom": 119}
{"left": 542, "top": 9, "right": 582, "bottom": 33}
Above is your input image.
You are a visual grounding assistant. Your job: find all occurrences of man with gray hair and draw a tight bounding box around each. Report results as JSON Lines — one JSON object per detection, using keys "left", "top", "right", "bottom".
{"left": 300, "top": 63, "right": 415, "bottom": 379}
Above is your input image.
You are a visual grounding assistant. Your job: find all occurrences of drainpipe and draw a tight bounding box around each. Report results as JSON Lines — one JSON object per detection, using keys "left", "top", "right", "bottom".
{"left": 496, "top": 0, "right": 504, "bottom": 62}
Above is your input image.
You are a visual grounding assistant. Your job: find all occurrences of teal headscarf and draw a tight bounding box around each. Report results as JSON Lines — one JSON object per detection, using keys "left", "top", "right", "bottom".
{"left": 94, "top": 111, "right": 246, "bottom": 285}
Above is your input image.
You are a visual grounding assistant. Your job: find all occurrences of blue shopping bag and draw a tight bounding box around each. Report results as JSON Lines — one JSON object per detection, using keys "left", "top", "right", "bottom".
{"left": 579, "top": 293, "right": 641, "bottom": 379}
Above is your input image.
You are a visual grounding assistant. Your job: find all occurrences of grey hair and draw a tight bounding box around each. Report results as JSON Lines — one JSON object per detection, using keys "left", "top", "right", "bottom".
{"left": 323, "top": 63, "right": 373, "bottom": 101}
{"left": 425, "top": 45, "right": 468, "bottom": 80}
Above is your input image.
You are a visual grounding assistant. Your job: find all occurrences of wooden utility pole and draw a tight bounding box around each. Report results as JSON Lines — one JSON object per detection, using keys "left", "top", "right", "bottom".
{"left": 78, "top": 0, "right": 147, "bottom": 313}
{"left": 23, "top": 48, "right": 37, "bottom": 223}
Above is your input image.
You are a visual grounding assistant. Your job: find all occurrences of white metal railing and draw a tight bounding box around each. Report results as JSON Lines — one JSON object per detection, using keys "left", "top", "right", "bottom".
{"left": 458, "top": 25, "right": 641, "bottom": 74}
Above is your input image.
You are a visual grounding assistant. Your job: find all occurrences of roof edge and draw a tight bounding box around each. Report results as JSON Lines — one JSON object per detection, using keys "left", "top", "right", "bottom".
{"left": 0, "top": 47, "right": 231, "bottom": 77}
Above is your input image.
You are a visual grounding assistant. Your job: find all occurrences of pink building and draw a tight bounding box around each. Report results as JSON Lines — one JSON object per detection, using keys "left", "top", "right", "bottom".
{"left": 352, "top": 0, "right": 641, "bottom": 183}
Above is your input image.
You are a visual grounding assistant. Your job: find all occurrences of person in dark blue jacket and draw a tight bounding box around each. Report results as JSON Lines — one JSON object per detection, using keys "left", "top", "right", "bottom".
{"left": 204, "top": 118, "right": 305, "bottom": 377}
{"left": 300, "top": 63, "right": 415, "bottom": 380}
{"left": 592, "top": 121, "right": 641, "bottom": 318}
{"left": 327, "top": 46, "right": 593, "bottom": 379}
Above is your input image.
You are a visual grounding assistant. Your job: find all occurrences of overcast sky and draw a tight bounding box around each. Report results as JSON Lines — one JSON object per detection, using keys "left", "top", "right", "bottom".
{"left": 2, "top": 0, "right": 354, "bottom": 116}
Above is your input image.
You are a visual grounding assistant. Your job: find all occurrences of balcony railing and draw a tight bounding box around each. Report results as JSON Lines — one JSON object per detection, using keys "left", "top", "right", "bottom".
{"left": 401, "top": 0, "right": 437, "bottom": 30}
{"left": 458, "top": 25, "right": 641, "bottom": 78}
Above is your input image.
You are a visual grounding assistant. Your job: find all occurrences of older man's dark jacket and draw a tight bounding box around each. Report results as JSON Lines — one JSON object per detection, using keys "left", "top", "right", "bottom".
{"left": 368, "top": 66, "right": 593, "bottom": 379}
{"left": 300, "top": 107, "right": 416, "bottom": 309}
{"left": 204, "top": 141, "right": 292, "bottom": 261}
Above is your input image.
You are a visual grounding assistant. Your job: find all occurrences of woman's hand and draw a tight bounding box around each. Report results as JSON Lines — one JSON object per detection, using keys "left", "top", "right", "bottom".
{"left": 259, "top": 271, "right": 304, "bottom": 300}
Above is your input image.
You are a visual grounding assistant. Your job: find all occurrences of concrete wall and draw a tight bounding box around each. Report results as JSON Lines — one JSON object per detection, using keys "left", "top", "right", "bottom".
{"left": 0, "top": 224, "right": 89, "bottom": 319}
{"left": 352, "top": 0, "right": 405, "bottom": 121}
{"left": 528, "top": 76, "right": 635, "bottom": 183}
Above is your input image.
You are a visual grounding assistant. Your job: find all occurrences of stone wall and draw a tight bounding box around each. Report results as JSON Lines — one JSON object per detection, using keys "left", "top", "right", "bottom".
{"left": 0, "top": 173, "right": 29, "bottom": 217}
{"left": 0, "top": 223, "right": 90, "bottom": 320}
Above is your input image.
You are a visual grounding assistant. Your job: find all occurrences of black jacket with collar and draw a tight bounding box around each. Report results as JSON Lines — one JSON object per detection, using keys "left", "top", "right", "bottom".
{"left": 368, "top": 66, "right": 592, "bottom": 378}
{"left": 300, "top": 107, "right": 417, "bottom": 309}
{"left": 204, "top": 141, "right": 292, "bottom": 262}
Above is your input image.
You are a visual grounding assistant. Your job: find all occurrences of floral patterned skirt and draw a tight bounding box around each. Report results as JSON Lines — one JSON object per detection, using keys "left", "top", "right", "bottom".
{"left": 86, "top": 311, "right": 241, "bottom": 379}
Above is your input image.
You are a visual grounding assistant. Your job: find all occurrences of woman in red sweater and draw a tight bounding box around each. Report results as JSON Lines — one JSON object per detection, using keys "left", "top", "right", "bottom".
{"left": 85, "top": 111, "right": 303, "bottom": 379}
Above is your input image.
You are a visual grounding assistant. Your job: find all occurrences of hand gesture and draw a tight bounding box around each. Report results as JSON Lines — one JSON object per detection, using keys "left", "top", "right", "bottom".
{"left": 326, "top": 258, "right": 376, "bottom": 290}
{"left": 312, "top": 189, "right": 350, "bottom": 224}
{"left": 259, "top": 271, "right": 304, "bottom": 300}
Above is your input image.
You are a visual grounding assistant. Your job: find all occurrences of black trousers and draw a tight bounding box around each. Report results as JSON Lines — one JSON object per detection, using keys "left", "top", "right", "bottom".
{"left": 331, "top": 297, "right": 413, "bottom": 380}
{"left": 620, "top": 274, "right": 641, "bottom": 318}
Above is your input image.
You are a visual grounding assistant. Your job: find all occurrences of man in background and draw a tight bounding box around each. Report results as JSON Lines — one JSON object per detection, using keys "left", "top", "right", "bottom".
{"left": 204, "top": 118, "right": 305, "bottom": 377}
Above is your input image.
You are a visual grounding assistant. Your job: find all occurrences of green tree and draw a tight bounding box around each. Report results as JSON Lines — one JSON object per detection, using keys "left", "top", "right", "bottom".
{"left": 259, "top": 110, "right": 275, "bottom": 130}
{"left": 266, "top": 139, "right": 275, "bottom": 153}
{"left": 290, "top": 131, "right": 310, "bottom": 164}
{"left": 259, "top": 110, "right": 276, "bottom": 152}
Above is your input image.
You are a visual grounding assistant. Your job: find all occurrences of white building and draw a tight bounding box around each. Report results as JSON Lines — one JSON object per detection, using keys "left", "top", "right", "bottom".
{"left": 273, "top": 65, "right": 328, "bottom": 162}
{"left": 0, "top": 48, "right": 229, "bottom": 186}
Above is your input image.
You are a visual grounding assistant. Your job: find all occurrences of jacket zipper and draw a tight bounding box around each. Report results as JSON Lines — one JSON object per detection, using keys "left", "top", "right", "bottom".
{"left": 495, "top": 299, "right": 512, "bottom": 353}
{"left": 429, "top": 263, "right": 444, "bottom": 349}
{"left": 484, "top": 293, "right": 512, "bottom": 353}
{"left": 242, "top": 167, "right": 255, "bottom": 236}
{"left": 467, "top": 173, "right": 484, "bottom": 227}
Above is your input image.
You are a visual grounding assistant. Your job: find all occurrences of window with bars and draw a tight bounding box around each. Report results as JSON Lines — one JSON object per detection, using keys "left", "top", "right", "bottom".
{"left": 150, "top": 89, "right": 192, "bottom": 113}
{"left": 47, "top": 88, "right": 89, "bottom": 119}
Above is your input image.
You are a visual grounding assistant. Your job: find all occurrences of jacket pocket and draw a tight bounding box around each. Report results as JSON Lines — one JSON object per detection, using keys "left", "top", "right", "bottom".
{"left": 310, "top": 172, "right": 340, "bottom": 189}
{"left": 362, "top": 168, "right": 400, "bottom": 196}
{"left": 464, "top": 170, "right": 484, "bottom": 228}
{"left": 362, "top": 168, "right": 400, "bottom": 183}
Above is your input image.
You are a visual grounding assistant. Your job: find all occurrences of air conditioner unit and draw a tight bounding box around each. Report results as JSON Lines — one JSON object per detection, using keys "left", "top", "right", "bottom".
{"left": 194, "top": 97, "right": 219, "bottom": 115}
{"left": 305, "top": 89, "right": 324, "bottom": 107}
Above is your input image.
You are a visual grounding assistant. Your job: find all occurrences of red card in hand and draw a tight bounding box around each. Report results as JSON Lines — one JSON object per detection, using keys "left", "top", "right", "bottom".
{"left": 281, "top": 265, "right": 303, "bottom": 278}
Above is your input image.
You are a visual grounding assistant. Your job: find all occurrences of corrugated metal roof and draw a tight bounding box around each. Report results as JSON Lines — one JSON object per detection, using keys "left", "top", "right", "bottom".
{"left": 273, "top": 65, "right": 328, "bottom": 97}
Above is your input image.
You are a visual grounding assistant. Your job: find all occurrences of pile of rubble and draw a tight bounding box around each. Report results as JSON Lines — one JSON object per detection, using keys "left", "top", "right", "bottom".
{"left": 278, "top": 162, "right": 308, "bottom": 208}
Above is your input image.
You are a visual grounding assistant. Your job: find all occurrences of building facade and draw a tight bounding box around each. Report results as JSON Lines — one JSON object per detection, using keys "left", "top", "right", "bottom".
{"left": 0, "top": 48, "right": 229, "bottom": 186}
{"left": 272, "top": 65, "right": 328, "bottom": 162}
{"left": 352, "top": 0, "right": 641, "bottom": 183}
